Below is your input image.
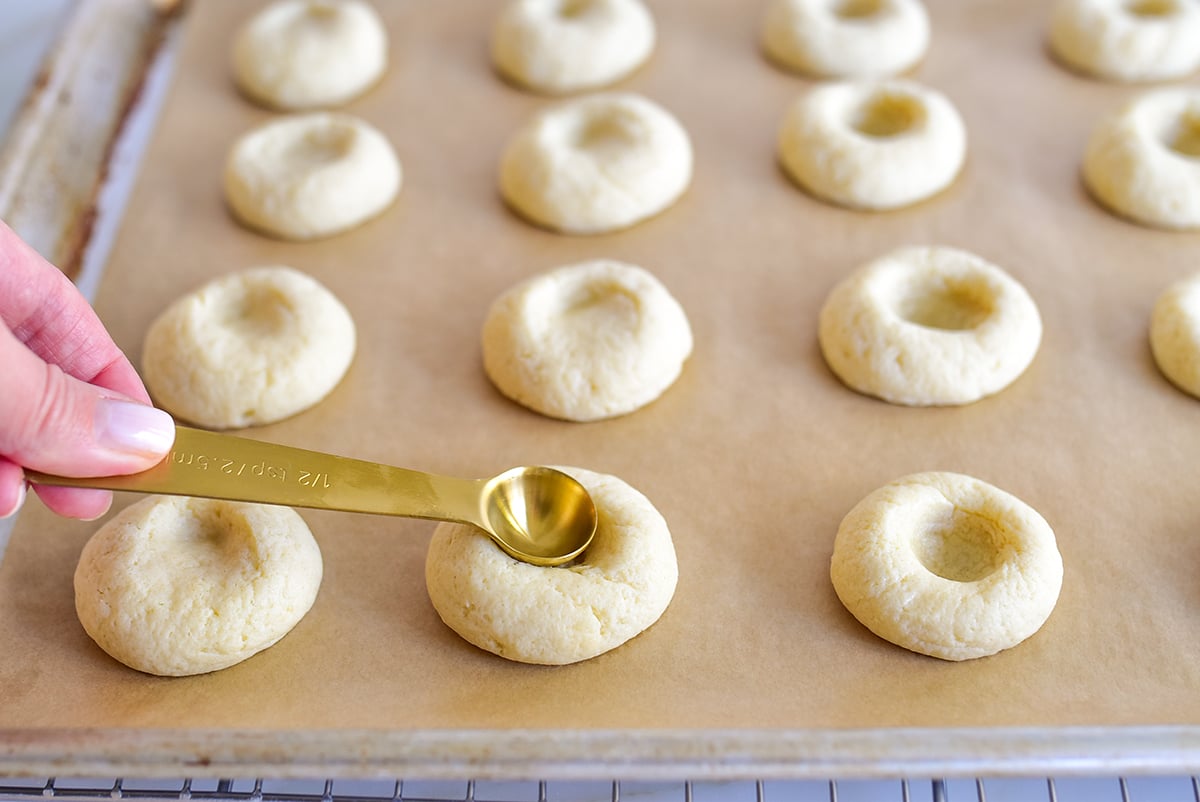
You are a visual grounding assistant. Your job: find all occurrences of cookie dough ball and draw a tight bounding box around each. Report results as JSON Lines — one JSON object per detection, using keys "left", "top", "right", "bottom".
{"left": 818, "top": 246, "right": 1042, "bottom": 406}
{"left": 1048, "top": 0, "right": 1200, "bottom": 83}
{"left": 1150, "top": 272, "right": 1200, "bottom": 397}
{"left": 831, "top": 472, "right": 1063, "bottom": 661}
{"left": 1083, "top": 88, "right": 1200, "bottom": 230}
{"left": 232, "top": 0, "right": 388, "bottom": 110}
{"left": 224, "top": 112, "right": 401, "bottom": 240}
{"left": 143, "top": 266, "right": 356, "bottom": 429}
{"left": 425, "top": 466, "right": 677, "bottom": 665}
{"left": 492, "top": 0, "right": 655, "bottom": 94}
{"left": 499, "top": 92, "right": 693, "bottom": 234}
{"left": 762, "top": 0, "right": 930, "bottom": 79}
{"left": 778, "top": 79, "right": 966, "bottom": 211}
{"left": 482, "top": 260, "right": 693, "bottom": 421}
{"left": 75, "top": 497, "right": 323, "bottom": 676}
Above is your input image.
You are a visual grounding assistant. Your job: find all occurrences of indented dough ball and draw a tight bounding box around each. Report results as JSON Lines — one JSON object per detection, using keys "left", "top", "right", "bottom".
{"left": 818, "top": 246, "right": 1042, "bottom": 406}
{"left": 482, "top": 260, "right": 693, "bottom": 421}
{"left": 75, "top": 497, "right": 323, "bottom": 676}
{"left": 830, "top": 472, "right": 1063, "bottom": 661}
{"left": 1082, "top": 88, "right": 1200, "bottom": 230}
{"left": 499, "top": 92, "right": 693, "bottom": 234}
{"left": 492, "top": 0, "right": 656, "bottom": 94}
{"left": 233, "top": 0, "right": 388, "bottom": 109}
{"left": 1150, "top": 271, "right": 1200, "bottom": 397}
{"left": 1048, "top": 0, "right": 1200, "bottom": 83}
{"left": 761, "top": 0, "right": 931, "bottom": 79}
{"left": 142, "top": 266, "right": 356, "bottom": 429}
{"left": 224, "top": 112, "right": 401, "bottom": 240}
{"left": 777, "top": 79, "right": 966, "bottom": 211}
{"left": 425, "top": 466, "right": 678, "bottom": 665}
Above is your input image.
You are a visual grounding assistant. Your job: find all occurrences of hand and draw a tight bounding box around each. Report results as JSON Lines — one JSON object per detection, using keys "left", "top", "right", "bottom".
{"left": 0, "top": 220, "right": 174, "bottom": 520}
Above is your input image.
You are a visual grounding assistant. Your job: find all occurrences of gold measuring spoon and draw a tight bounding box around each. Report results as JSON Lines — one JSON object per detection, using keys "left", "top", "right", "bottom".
{"left": 27, "top": 425, "right": 597, "bottom": 567}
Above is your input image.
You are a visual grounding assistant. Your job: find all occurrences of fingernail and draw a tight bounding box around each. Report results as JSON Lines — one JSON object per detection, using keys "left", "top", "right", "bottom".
{"left": 95, "top": 400, "right": 175, "bottom": 457}
{"left": 0, "top": 482, "right": 25, "bottom": 519}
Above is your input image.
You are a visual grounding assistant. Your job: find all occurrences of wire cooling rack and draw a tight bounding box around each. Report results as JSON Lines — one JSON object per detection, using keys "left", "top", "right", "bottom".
{"left": 2, "top": 777, "right": 1200, "bottom": 802}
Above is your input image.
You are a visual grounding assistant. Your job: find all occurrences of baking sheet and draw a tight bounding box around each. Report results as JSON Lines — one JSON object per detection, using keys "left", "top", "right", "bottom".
{"left": 3, "top": 0, "right": 1200, "bottom": 747}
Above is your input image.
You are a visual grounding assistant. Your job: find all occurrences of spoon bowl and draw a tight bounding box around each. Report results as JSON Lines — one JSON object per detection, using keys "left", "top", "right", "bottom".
{"left": 482, "top": 466, "right": 597, "bottom": 566}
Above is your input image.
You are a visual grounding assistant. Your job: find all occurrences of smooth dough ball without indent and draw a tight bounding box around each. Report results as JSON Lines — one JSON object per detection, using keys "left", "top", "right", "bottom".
{"left": 492, "top": 0, "right": 656, "bottom": 94}
{"left": 425, "top": 466, "right": 678, "bottom": 665}
{"left": 482, "top": 260, "right": 693, "bottom": 421}
{"left": 1150, "top": 271, "right": 1200, "bottom": 397}
{"left": 762, "top": 0, "right": 931, "bottom": 79}
{"left": 830, "top": 472, "right": 1063, "bottom": 661}
{"left": 232, "top": 0, "right": 388, "bottom": 110}
{"left": 75, "top": 497, "right": 323, "bottom": 676}
{"left": 778, "top": 79, "right": 966, "bottom": 211}
{"left": 224, "top": 112, "right": 401, "bottom": 240}
{"left": 1083, "top": 88, "right": 1200, "bottom": 230}
{"left": 1048, "top": 0, "right": 1200, "bottom": 83}
{"left": 499, "top": 92, "right": 693, "bottom": 234}
{"left": 142, "top": 266, "right": 356, "bottom": 429}
{"left": 818, "top": 246, "right": 1042, "bottom": 406}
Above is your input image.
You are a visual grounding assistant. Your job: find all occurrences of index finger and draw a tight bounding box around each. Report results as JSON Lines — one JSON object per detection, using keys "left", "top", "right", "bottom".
{"left": 0, "top": 220, "right": 150, "bottom": 403}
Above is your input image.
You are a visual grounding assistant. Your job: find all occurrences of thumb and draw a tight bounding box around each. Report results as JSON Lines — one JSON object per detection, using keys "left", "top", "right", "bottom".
{"left": 0, "top": 326, "right": 174, "bottom": 477}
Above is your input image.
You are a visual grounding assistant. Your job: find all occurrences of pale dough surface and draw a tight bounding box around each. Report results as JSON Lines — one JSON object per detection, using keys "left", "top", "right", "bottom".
{"left": 142, "top": 266, "right": 356, "bottom": 429}
{"left": 492, "top": 0, "right": 655, "bottom": 94}
{"left": 224, "top": 112, "right": 401, "bottom": 240}
{"left": 830, "top": 472, "right": 1063, "bottom": 662}
{"left": 425, "top": 466, "right": 678, "bottom": 665}
{"left": 482, "top": 259, "right": 693, "bottom": 421}
{"left": 233, "top": 0, "right": 388, "bottom": 109}
{"left": 499, "top": 92, "right": 693, "bottom": 234}
{"left": 761, "top": 0, "right": 930, "bottom": 79}
{"left": 74, "top": 497, "right": 324, "bottom": 677}
{"left": 777, "top": 79, "right": 966, "bottom": 211}
{"left": 1150, "top": 271, "right": 1200, "bottom": 398}
{"left": 1083, "top": 87, "right": 1200, "bottom": 230}
{"left": 818, "top": 246, "right": 1042, "bottom": 406}
{"left": 1049, "top": 0, "right": 1200, "bottom": 83}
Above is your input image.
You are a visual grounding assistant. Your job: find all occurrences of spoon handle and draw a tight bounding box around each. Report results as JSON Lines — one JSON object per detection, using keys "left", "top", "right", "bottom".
{"left": 26, "top": 425, "right": 484, "bottom": 525}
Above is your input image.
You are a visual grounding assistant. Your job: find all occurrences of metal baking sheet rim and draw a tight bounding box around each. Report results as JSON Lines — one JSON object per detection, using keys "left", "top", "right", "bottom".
{"left": 1, "top": 726, "right": 1198, "bottom": 780}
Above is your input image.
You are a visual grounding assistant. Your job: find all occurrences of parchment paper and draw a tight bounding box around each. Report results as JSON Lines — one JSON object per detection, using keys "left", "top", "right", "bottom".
{"left": 3, "top": 0, "right": 1200, "bottom": 737}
